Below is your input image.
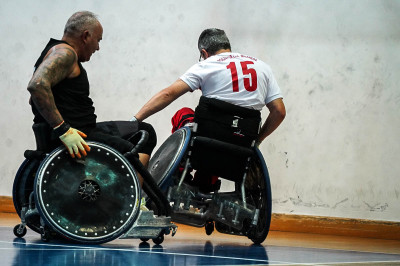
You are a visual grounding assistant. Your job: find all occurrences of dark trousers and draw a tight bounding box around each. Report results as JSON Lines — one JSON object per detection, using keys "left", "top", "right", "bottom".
{"left": 87, "top": 121, "right": 157, "bottom": 156}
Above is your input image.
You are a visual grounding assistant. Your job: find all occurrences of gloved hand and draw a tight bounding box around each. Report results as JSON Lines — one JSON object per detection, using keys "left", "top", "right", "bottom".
{"left": 54, "top": 121, "right": 90, "bottom": 159}
{"left": 59, "top": 127, "right": 91, "bottom": 158}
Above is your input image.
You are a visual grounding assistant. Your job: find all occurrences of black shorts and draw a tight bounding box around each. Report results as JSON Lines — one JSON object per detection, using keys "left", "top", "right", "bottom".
{"left": 87, "top": 121, "right": 157, "bottom": 155}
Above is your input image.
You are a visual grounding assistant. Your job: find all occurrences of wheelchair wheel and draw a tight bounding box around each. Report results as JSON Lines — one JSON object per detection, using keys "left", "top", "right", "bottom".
{"left": 214, "top": 148, "right": 272, "bottom": 244}
{"left": 34, "top": 142, "right": 141, "bottom": 244}
{"left": 13, "top": 224, "right": 27, "bottom": 238}
{"left": 12, "top": 158, "right": 42, "bottom": 234}
{"left": 205, "top": 220, "right": 214, "bottom": 236}
{"left": 245, "top": 149, "right": 272, "bottom": 245}
{"left": 148, "top": 127, "right": 191, "bottom": 190}
{"left": 152, "top": 233, "right": 164, "bottom": 245}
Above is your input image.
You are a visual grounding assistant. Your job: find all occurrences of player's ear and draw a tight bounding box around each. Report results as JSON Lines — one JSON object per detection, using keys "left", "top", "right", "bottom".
{"left": 82, "top": 30, "right": 90, "bottom": 44}
{"left": 200, "top": 49, "right": 209, "bottom": 59}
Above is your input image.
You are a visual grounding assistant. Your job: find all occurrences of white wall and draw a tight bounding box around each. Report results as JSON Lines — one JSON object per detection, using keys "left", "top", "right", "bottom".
{"left": 1, "top": 1, "right": 399, "bottom": 221}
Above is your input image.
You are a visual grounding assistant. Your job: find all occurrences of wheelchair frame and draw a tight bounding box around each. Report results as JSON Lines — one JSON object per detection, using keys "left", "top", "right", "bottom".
{"left": 148, "top": 125, "right": 272, "bottom": 244}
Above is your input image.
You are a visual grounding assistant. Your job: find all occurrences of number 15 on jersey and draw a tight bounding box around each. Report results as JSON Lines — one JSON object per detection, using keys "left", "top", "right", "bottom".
{"left": 226, "top": 61, "right": 258, "bottom": 92}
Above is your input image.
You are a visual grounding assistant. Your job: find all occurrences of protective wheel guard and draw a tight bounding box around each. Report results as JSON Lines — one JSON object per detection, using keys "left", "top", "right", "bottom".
{"left": 34, "top": 141, "right": 141, "bottom": 244}
{"left": 148, "top": 127, "right": 191, "bottom": 191}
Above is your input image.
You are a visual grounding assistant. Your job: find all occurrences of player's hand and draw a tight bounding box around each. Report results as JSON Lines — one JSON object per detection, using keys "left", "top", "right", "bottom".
{"left": 255, "top": 140, "right": 261, "bottom": 148}
{"left": 59, "top": 127, "right": 90, "bottom": 159}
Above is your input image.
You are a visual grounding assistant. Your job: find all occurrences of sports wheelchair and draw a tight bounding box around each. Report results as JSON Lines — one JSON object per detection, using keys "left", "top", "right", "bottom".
{"left": 12, "top": 123, "right": 176, "bottom": 245}
{"left": 147, "top": 97, "right": 272, "bottom": 244}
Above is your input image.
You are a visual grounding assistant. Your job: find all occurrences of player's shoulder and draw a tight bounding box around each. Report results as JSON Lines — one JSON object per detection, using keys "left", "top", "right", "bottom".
{"left": 44, "top": 42, "right": 77, "bottom": 65}
{"left": 52, "top": 43, "right": 77, "bottom": 57}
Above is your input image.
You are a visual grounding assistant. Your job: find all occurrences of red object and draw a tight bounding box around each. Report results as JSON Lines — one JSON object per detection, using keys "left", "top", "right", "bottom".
{"left": 171, "top": 107, "right": 195, "bottom": 133}
{"left": 172, "top": 107, "right": 219, "bottom": 188}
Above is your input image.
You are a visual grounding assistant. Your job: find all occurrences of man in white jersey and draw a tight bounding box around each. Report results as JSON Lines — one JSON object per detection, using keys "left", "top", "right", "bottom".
{"left": 134, "top": 28, "right": 285, "bottom": 145}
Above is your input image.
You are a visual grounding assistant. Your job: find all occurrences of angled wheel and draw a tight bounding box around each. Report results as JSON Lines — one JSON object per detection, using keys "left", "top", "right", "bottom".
{"left": 148, "top": 127, "right": 191, "bottom": 191}
{"left": 12, "top": 159, "right": 42, "bottom": 234}
{"left": 245, "top": 149, "right": 272, "bottom": 245}
{"left": 34, "top": 142, "right": 141, "bottom": 244}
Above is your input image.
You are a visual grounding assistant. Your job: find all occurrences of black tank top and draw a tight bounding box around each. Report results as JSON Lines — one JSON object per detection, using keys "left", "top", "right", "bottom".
{"left": 31, "top": 38, "right": 97, "bottom": 132}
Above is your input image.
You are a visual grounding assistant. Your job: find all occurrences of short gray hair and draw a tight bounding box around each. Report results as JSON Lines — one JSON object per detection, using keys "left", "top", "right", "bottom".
{"left": 198, "top": 28, "right": 231, "bottom": 55}
{"left": 64, "top": 11, "right": 99, "bottom": 37}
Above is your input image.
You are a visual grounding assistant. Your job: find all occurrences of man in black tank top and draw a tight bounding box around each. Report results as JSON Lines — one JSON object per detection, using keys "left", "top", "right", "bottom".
{"left": 27, "top": 11, "right": 156, "bottom": 185}
{"left": 31, "top": 38, "right": 96, "bottom": 132}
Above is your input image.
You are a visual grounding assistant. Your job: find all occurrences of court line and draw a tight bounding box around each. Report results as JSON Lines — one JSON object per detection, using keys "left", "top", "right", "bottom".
{"left": 301, "top": 260, "right": 400, "bottom": 265}
{"left": 4, "top": 240, "right": 400, "bottom": 265}
{"left": 0, "top": 240, "right": 301, "bottom": 265}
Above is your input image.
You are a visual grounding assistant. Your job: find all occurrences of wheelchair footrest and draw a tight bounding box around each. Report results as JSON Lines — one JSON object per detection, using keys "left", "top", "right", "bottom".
{"left": 120, "top": 210, "right": 177, "bottom": 239}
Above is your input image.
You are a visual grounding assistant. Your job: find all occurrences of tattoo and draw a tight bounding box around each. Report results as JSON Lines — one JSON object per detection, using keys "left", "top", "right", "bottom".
{"left": 27, "top": 46, "right": 77, "bottom": 127}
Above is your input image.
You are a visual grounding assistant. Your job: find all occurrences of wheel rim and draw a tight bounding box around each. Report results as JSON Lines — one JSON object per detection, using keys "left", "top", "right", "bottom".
{"left": 148, "top": 127, "right": 190, "bottom": 189}
{"left": 35, "top": 142, "right": 141, "bottom": 243}
{"left": 245, "top": 156, "right": 271, "bottom": 242}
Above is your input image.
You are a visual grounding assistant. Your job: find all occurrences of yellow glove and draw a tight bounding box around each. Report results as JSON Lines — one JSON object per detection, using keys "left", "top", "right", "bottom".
{"left": 54, "top": 121, "right": 90, "bottom": 158}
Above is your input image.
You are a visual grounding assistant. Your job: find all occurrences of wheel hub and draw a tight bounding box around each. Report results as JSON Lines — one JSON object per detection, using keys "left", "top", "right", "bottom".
{"left": 78, "top": 180, "right": 101, "bottom": 202}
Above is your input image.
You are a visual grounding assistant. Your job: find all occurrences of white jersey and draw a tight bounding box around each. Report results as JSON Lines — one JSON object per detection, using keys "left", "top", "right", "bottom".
{"left": 180, "top": 52, "right": 282, "bottom": 111}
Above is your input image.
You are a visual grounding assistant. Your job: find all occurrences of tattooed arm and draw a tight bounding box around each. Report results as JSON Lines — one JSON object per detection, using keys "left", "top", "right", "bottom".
{"left": 27, "top": 45, "right": 77, "bottom": 128}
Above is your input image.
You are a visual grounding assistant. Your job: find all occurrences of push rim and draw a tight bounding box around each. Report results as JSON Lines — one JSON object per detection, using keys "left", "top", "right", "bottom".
{"left": 34, "top": 142, "right": 141, "bottom": 244}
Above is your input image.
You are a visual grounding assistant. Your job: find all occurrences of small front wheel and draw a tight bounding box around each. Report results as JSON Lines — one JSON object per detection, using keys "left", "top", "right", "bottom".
{"left": 13, "top": 224, "right": 27, "bottom": 238}
{"left": 205, "top": 220, "right": 214, "bottom": 235}
{"left": 152, "top": 234, "right": 164, "bottom": 245}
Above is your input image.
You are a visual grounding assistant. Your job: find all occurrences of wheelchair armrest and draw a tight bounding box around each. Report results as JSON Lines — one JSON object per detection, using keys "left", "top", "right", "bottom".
{"left": 24, "top": 150, "right": 46, "bottom": 160}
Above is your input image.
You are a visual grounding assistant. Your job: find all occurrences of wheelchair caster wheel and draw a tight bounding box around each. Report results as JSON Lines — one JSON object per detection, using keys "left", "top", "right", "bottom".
{"left": 41, "top": 232, "right": 52, "bottom": 242}
{"left": 205, "top": 221, "right": 214, "bottom": 236}
{"left": 140, "top": 238, "right": 149, "bottom": 242}
{"left": 13, "top": 224, "right": 27, "bottom": 238}
{"left": 41, "top": 232, "right": 50, "bottom": 242}
{"left": 40, "top": 228, "right": 51, "bottom": 242}
{"left": 152, "top": 234, "right": 164, "bottom": 245}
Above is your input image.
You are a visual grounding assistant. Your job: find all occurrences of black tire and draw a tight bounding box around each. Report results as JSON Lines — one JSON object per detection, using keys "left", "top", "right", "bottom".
{"left": 12, "top": 159, "right": 42, "bottom": 234}
{"left": 13, "top": 224, "right": 27, "bottom": 238}
{"left": 140, "top": 238, "right": 149, "bottom": 242}
{"left": 205, "top": 220, "right": 214, "bottom": 236}
{"left": 152, "top": 234, "right": 164, "bottom": 245}
{"left": 34, "top": 142, "right": 142, "bottom": 244}
{"left": 245, "top": 156, "right": 272, "bottom": 245}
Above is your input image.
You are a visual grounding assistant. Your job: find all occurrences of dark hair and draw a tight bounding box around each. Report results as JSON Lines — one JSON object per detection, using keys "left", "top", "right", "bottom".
{"left": 198, "top": 28, "right": 231, "bottom": 55}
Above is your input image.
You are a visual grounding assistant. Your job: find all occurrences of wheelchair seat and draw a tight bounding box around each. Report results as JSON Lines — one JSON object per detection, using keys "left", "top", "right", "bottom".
{"left": 190, "top": 96, "right": 261, "bottom": 182}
